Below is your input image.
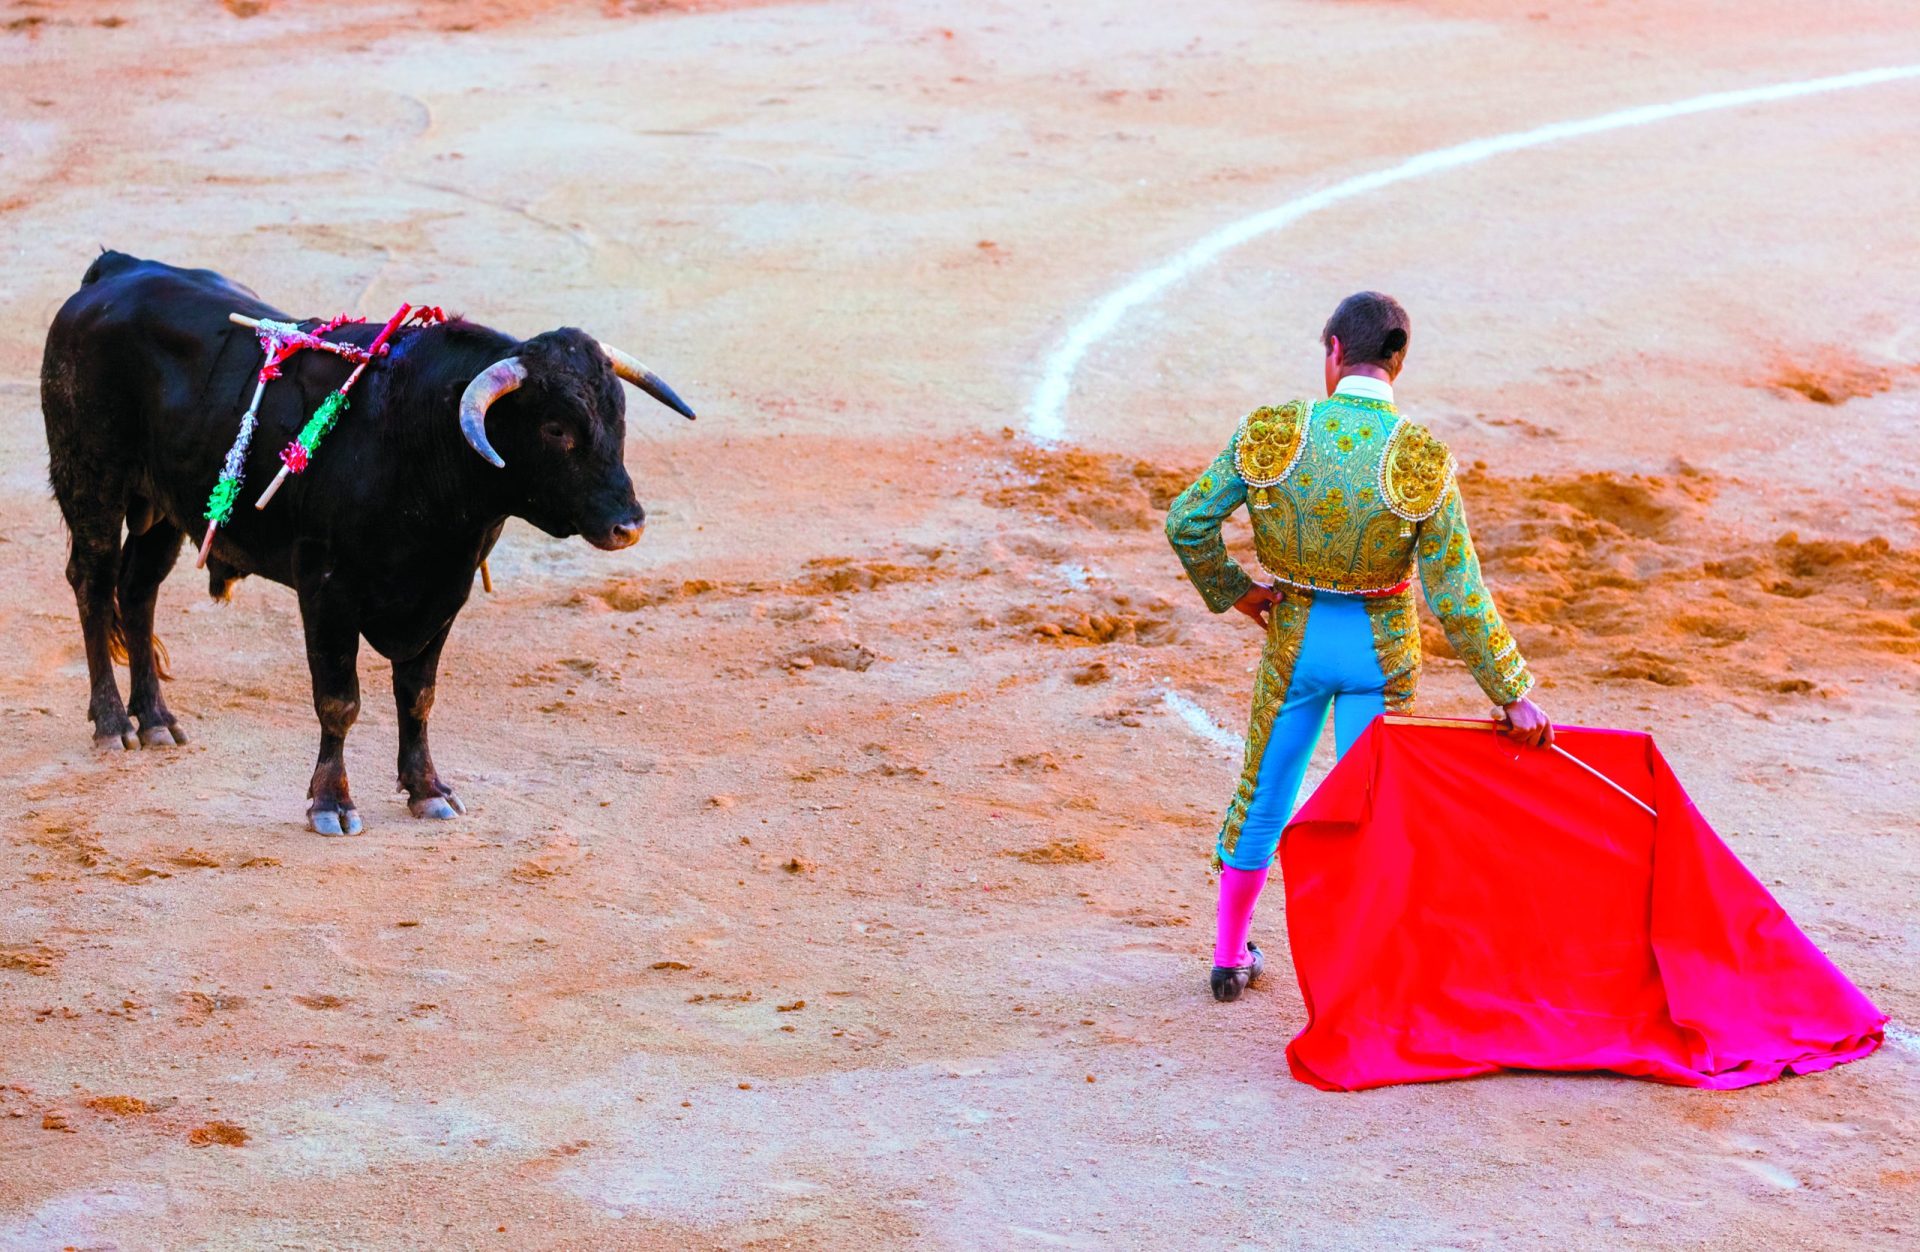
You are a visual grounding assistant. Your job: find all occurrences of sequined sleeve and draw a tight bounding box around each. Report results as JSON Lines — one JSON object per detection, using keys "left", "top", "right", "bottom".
{"left": 1165, "top": 442, "right": 1257, "bottom": 614}
{"left": 1414, "top": 485, "right": 1535, "bottom": 705}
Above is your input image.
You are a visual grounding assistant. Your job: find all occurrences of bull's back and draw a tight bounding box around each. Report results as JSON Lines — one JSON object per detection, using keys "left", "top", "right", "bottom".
{"left": 43, "top": 253, "right": 285, "bottom": 513}
{"left": 47, "top": 251, "right": 278, "bottom": 378}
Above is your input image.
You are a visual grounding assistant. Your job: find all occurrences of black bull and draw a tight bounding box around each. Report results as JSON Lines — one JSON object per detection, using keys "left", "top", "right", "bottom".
{"left": 41, "top": 252, "right": 694, "bottom": 835}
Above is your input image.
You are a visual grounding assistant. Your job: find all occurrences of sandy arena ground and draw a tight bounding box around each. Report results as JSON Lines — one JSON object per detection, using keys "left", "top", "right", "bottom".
{"left": 3, "top": 1, "right": 1920, "bottom": 1247}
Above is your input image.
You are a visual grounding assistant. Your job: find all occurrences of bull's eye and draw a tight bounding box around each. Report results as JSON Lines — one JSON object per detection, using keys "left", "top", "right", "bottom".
{"left": 540, "top": 420, "right": 575, "bottom": 452}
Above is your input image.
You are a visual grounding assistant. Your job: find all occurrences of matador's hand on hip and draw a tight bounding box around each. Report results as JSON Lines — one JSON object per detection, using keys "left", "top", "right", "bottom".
{"left": 1233, "top": 582, "right": 1284, "bottom": 630}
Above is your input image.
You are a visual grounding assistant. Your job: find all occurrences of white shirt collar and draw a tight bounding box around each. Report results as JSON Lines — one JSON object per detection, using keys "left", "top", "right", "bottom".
{"left": 1334, "top": 374, "right": 1395, "bottom": 404}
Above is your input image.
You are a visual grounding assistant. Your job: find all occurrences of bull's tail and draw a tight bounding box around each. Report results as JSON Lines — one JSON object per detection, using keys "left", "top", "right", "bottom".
{"left": 104, "top": 606, "right": 173, "bottom": 682}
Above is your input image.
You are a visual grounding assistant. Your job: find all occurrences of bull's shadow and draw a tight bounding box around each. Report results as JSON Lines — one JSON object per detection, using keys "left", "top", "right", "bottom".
{"left": 41, "top": 251, "right": 694, "bottom": 836}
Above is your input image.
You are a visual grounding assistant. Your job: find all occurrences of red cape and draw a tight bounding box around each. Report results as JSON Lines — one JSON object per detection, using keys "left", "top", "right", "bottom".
{"left": 1280, "top": 719, "right": 1885, "bottom": 1091}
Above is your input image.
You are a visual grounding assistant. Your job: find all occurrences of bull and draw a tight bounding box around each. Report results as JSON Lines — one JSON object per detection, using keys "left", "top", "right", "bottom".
{"left": 41, "top": 251, "right": 694, "bottom": 835}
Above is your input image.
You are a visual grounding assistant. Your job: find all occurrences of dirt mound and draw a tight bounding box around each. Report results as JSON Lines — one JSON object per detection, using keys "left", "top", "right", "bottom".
{"left": 187, "top": 1121, "right": 248, "bottom": 1148}
{"left": 1519, "top": 471, "right": 1701, "bottom": 539}
{"left": 1004, "top": 593, "right": 1180, "bottom": 647}
{"left": 28, "top": 824, "right": 107, "bottom": 871}
{"left": 785, "top": 639, "right": 878, "bottom": 672}
{"left": 1454, "top": 470, "right": 1920, "bottom": 695}
{"left": 1765, "top": 348, "right": 1899, "bottom": 405}
{"left": 585, "top": 554, "right": 947, "bottom": 613}
{"left": 0, "top": 943, "right": 61, "bottom": 976}
{"left": 985, "top": 439, "right": 1192, "bottom": 531}
{"left": 977, "top": 448, "right": 1912, "bottom": 696}
{"left": 177, "top": 992, "right": 247, "bottom": 1025}
{"left": 978, "top": 448, "right": 1909, "bottom": 700}
{"left": 588, "top": 577, "right": 722, "bottom": 611}
{"left": 790, "top": 558, "right": 934, "bottom": 596}
{"left": 1005, "top": 839, "right": 1105, "bottom": 864}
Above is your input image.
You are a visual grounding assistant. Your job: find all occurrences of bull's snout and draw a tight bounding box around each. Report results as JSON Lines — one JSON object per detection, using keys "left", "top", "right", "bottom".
{"left": 588, "top": 515, "right": 645, "bottom": 551}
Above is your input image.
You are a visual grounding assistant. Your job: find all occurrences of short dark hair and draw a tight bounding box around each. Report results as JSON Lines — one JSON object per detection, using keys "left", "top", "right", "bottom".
{"left": 1321, "top": 291, "right": 1410, "bottom": 366}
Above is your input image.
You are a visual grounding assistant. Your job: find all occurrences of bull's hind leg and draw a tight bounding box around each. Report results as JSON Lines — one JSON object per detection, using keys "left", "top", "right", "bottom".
{"left": 298, "top": 587, "right": 363, "bottom": 836}
{"left": 392, "top": 625, "right": 465, "bottom": 820}
{"left": 117, "top": 516, "right": 189, "bottom": 747}
{"left": 63, "top": 519, "right": 137, "bottom": 751}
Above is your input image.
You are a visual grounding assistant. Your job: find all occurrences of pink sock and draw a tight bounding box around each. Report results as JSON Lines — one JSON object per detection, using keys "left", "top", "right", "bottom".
{"left": 1213, "top": 865, "right": 1270, "bottom": 968}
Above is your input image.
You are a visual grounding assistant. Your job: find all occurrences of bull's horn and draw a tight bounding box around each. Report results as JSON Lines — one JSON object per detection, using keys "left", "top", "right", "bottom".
{"left": 599, "top": 342, "right": 696, "bottom": 419}
{"left": 457, "top": 358, "right": 527, "bottom": 468}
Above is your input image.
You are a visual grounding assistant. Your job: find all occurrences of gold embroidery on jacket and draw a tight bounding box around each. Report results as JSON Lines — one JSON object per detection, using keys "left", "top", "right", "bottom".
{"left": 1364, "top": 589, "right": 1422, "bottom": 713}
{"left": 1234, "top": 400, "right": 1308, "bottom": 510}
{"left": 1166, "top": 394, "right": 1534, "bottom": 707}
{"left": 1244, "top": 398, "right": 1424, "bottom": 594}
{"left": 1310, "top": 486, "right": 1351, "bottom": 536}
{"left": 1412, "top": 485, "right": 1535, "bottom": 705}
{"left": 1218, "top": 591, "right": 1312, "bottom": 860}
{"left": 1380, "top": 420, "right": 1455, "bottom": 522}
{"left": 1165, "top": 446, "right": 1256, "bottom": 614}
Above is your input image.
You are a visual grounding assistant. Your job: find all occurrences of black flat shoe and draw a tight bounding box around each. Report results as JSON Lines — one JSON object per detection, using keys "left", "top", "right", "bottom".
{"left": 1209, "top": 942, "right": 1264, "bottom": 1003}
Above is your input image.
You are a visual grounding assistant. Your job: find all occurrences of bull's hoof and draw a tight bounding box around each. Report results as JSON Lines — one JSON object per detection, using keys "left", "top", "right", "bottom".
{"left": 138, "top": 723, "right": 188, "bottom": 748}
{"left": 409, "top": 794, "right": 466, "bottom": 820}
{"left": 93, "top": 730, "right": 139, "bottom": 752}
{"left": 308, "top": 805, "right": 364, "bottom": 837}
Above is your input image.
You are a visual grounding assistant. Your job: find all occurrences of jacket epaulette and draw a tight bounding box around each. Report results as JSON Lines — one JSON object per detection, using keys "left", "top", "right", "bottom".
{"left": 1379, "top": 420, "right": 1455, "bottom": 522}
{"left": 1233, "top": 399, "right": 1310, "bottom": 510}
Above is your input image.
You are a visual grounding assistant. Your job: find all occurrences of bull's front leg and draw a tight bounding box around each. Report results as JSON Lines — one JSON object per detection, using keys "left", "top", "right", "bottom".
{"left": 392, "top": 624, "right": 465, "bottom": 820}
{"left": 298, "top": 586, "right": 363, "bottom": 836}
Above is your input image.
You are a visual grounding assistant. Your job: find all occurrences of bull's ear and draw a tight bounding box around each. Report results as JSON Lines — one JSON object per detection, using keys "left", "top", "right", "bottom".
{"left": 599, "top": 342, "right": 695, "bottom": 419}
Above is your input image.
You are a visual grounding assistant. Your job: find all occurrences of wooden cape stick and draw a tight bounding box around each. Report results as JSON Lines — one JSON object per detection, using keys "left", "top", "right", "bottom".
{"left": 1382, "top": 714, "right": 1657, "bottom": 817}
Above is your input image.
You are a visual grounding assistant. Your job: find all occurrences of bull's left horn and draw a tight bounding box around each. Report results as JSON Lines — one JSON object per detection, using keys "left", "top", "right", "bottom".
{"left": 599, "top": 342, "right": 696, "bottom": 419}
{"left": 457, "top": 358, "right": 528, "bottom": 468}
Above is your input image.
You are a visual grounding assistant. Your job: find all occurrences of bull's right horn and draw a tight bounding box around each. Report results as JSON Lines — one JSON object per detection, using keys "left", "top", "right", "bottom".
{"left": 599, "top": 342, "right": 697, "bottom": 420}
{"left": 457, "top": 358, "right": 528, "bottom": 468}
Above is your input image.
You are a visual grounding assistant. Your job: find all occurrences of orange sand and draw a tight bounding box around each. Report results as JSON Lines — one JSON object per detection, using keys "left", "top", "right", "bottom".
{"left": 2, "top": 1, "right": 1919, "bottom": 1247}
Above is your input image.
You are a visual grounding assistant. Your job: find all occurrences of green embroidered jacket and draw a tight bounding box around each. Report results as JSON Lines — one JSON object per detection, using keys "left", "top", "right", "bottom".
{"left": 1164, "top": 392, "right": 1534, "bottom": 706}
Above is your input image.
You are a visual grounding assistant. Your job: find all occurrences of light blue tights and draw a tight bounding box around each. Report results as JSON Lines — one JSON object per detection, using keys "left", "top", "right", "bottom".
{"left": 1219, "top": 593, "right": 1387, "bottom": 872}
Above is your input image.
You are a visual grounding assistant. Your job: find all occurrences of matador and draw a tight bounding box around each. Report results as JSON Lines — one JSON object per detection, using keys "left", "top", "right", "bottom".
{"left": 1164, "top": 291, "right": 1554, "bottom": 1002}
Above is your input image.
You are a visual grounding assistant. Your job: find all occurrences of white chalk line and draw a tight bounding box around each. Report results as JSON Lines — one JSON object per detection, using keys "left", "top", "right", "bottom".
{"left": 1160, "top": 689, "right": 1244, "bottom": 754}
{"left": 1027, "top": 62, "right": 1920, "bottom": 442}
